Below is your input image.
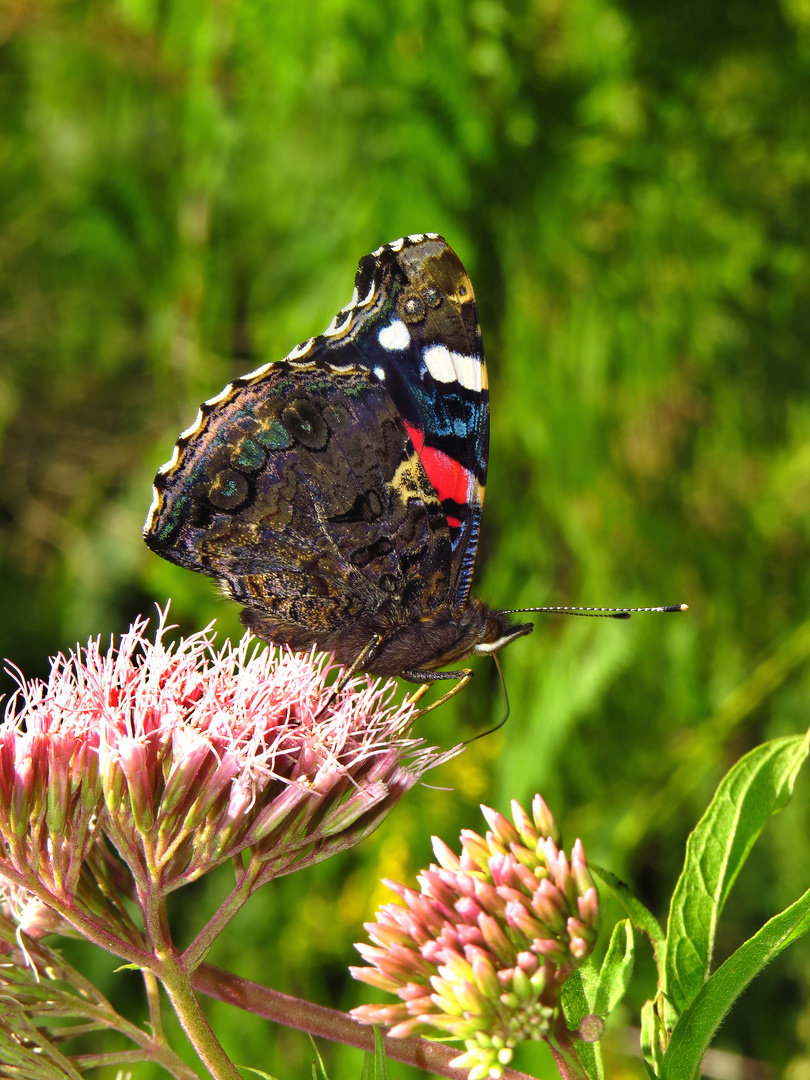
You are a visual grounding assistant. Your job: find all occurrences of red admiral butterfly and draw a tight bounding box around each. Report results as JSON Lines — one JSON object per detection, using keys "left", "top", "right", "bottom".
{"left": 144, "top": 235, "right": 684, "bottom": 687}
{"left": 144, "top": 234, "right": 534, "bottom": 687}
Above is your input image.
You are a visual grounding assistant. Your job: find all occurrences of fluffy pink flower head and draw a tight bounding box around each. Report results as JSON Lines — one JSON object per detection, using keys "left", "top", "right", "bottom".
{"left": 0, "top": 608, "right": 460, "bottom": 915}
{"left": 351, "top": 797, "right": 600, "bottom": 1080}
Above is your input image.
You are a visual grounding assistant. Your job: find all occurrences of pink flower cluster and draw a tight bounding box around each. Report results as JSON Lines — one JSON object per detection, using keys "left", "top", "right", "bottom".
{"left": 0, "top": 609, "right": 459, "bottom": 931}
{"left": 351, "top": 797, "right": 600, "bottom": 1079}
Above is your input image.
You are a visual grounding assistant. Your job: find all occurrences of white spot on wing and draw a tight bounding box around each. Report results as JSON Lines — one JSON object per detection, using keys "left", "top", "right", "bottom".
{"left": 389, "top": 238, "right": 405, "bottom": 252}
{"left": 423, "top": 344, "right": 484, "bottom": 391}
{"left": 423, "top": 344, "right": 456, "bottom": 383}
{"left": 374, "top": 365, "right": 385, "bottom": 380}
{"left": 378, "top": 319, "right": 410, "bottom": 351}
{"left": 407, "top": 232, "right": 425, "bottom": 242}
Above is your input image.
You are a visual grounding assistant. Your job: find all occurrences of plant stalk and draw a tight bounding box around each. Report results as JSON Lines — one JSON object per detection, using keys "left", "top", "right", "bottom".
{"left": 159, "top": 952, "right": 242, "bottom": 1080}
{"left": 192, "top": 962, "right": 538, "bottom": 1080}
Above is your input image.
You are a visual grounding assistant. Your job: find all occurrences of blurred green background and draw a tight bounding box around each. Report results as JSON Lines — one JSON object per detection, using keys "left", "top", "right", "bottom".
{"left": 2, "top": 0, "right": 810, "bottom": 1076}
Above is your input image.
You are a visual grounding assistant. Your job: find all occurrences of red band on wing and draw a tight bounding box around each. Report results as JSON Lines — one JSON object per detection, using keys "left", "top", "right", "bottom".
{"left": 404, "top": 421, "right": 473, "bottom": 510}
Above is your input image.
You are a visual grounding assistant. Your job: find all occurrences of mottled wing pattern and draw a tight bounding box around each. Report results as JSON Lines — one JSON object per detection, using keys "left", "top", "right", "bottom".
{"left": 144, "top": 359, "right": 451, "bottom": 650}
{"left": 332, "top": 234, "right": 489, "bottom": 612}
{"left": 144, "top": 232, "right": 488, "bottom": 649}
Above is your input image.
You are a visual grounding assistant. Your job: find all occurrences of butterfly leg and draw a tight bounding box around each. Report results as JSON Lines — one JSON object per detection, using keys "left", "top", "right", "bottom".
{"left": 404, "top": 683, "right": 432, "bottom": 708}
{"left": 330, "top": 635, "right": 384, "bottom": 695}
{"left": 403, "top": 668, "right": 474, "bottom": 717}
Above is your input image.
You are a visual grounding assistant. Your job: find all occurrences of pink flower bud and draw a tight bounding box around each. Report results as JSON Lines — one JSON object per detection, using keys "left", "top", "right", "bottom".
{"left": 432, "top": 835, "right": 461, "bottom": 871}
{"left": 459, "top": 828, "right": 494, "bottom": 869}
{"left": 480, "top": 805, "right": 518, "bottom": 848}
{"left": 530, "top": 795, "right": 561, "bottom": 844}
{"left": 352, "top": 798, "right": 601, "bottom": 1078}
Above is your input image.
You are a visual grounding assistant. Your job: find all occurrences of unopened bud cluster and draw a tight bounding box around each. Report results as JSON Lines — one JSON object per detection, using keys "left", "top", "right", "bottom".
{"left": 351, "top": 797, "right": 600, "bottom": 1079}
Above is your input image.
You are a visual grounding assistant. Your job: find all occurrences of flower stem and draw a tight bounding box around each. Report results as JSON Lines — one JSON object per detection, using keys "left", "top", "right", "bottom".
{"left": 158, "top": 952, "right": 242, "bottom": 1080}
{"left": 71, "top": 1050, "right": 197, "bottom": 1077}
{"left": 182, "top": 861, "right": 260, "bottom": 971}
{"left": 144, "top": 968, "right": 165, "bottom": 1039}
{"left": 192, "top": 963, "right": 537, "bottom": 1080}
{"left": 4, "top": 930, "right": 200, "bottom": 1080}
{"left": 0, "top": 863, "right": 154, "bottom": 969}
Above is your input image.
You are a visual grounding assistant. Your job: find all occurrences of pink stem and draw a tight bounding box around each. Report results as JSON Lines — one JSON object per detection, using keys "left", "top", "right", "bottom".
{"left": 192, "top": 963, "right": 537, "bottom": 1080}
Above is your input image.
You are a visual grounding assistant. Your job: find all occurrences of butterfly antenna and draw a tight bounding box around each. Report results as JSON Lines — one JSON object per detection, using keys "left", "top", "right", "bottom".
{"left": 502, "top": 604, "right": 688, "bottom": 621}
{"left": 463, "top": 653, "right": 510, "bottom": 745}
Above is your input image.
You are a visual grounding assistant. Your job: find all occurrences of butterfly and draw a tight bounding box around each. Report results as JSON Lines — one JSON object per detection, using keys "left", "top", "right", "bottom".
{"left": 144, "top": 234, "right": 534, "bottom": 687}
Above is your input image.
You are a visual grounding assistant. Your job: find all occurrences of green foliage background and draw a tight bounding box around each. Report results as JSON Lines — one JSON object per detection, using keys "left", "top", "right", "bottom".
{"left": 2, "top": 0, "right": 810, "bottom": 1076}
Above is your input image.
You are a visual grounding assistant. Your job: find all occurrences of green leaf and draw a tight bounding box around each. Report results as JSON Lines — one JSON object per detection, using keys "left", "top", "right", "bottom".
{"left": 309, "top": 1036, "right": 330, "bottom": 1080}
{"left": 660, "top": 885, "right": 810, "bottom": 1080}
{"left": 663, "top": 734, "right": 810, "bottom": 1019}
{"left": 562, "top": 957, "right": 599, "bottom": 1024}
{"left": 560, "top": 962, "right": 604, "bottom": 1080}
{"left": 640, "top": 998, "right": 665, "bottom": 1076}
{"left": 239, "top": 1070, "right": 281, "bottom": 1080}
{"left": 360, "top": 1028, "right": 389, "bottom": 1080}
{"left": 593, "top": 919, "right": 634, "bottom": 1017}
{"left": 592, "top": 863, "right": 666, "bottom": 968}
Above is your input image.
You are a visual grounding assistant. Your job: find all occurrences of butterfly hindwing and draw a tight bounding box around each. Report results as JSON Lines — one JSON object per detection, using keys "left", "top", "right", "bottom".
{"left": 145, "top": 356, "right": 452, "bottom": 651}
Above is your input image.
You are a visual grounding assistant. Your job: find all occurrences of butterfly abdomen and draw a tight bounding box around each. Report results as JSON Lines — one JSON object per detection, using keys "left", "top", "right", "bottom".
{"left": 302, "top": 596, "right": 532, "bottom": 678}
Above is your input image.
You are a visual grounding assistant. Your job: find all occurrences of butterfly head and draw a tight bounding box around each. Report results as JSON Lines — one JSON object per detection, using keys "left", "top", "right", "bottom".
{"left": 471, "top": 609, "right": 534, "bottom": 656}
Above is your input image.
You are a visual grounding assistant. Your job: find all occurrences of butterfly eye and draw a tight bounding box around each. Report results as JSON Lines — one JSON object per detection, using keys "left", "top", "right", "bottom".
{"left": 400, "top": 293, "right": 426, "bottom": 323}
{"left": 422, "top": 285, "right": 442, "bottom": 308}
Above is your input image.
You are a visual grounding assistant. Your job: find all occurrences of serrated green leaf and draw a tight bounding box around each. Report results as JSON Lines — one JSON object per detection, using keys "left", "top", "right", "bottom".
{"left": 593, "top": 919, "right": 634, "bottom": 1017}
{"left": 592, "top": 864, "right": 665, "bottom": 970}
{"left": 660, "top": 884, "right": 810, "bottom": 1079}
{"left": 663, "top": 734, "right": 810, "bottom": 1019}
